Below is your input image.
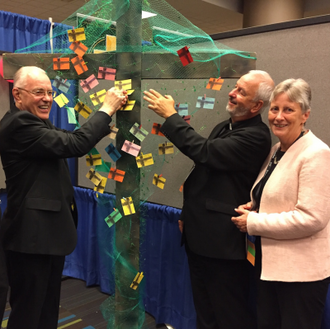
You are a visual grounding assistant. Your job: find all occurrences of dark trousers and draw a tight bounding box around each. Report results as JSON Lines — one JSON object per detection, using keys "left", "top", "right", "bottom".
{"left": 6, "top": 251, "right": 65, "bottom": 329}
{"left": 257, "top": 278, "right": 330, "bottom": 329}
{"left": 0, "top": 243, "right": 8, "bottom": 321}
{"left": 254, "top": 238, "right": 330, "bottom": 329}
{"left": 186, "top": 245, "right": 257, "bottom": 329}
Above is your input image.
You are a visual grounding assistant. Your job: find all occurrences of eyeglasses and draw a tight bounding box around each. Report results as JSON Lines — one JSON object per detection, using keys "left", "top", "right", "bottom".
{"left": 17, "top": 87, "right": 56, "bottom": 98}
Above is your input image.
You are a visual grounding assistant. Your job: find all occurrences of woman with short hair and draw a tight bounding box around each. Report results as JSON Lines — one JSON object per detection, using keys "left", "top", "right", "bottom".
{"left": 232, "top": 78, "right": 330, "bottom": 329}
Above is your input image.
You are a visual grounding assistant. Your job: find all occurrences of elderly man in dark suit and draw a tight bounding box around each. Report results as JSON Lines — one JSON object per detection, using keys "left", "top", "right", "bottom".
{"left": 0, "top": 66, "right": 127, "bottom": 329}
{"left": 144, "top": 70, "right": 274, "bottom": 329}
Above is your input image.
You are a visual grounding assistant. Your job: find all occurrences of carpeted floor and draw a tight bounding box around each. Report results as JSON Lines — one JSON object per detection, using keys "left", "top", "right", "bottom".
{"left": 1, "top": 277, "right": 168, "bottom": 329}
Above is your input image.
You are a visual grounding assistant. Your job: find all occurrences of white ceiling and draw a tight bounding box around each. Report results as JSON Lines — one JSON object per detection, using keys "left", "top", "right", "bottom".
{"left": 1, "top": 0, "right": 330, "bottom": 35}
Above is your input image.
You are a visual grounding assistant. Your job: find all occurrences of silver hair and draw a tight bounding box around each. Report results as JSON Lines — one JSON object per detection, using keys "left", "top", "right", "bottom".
{"left": 13, "top": 66, "right": 48, "bottom": 88}
{"left": 270, "top": 78, "right": 311, "bottom": 114}
{"left": 249, "top": 70, "right": 275, "bottom": 114}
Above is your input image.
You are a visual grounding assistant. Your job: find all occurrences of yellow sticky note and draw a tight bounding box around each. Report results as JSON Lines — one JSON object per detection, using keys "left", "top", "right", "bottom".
{"left": 120, "top": 100, "right": 136, "bottom": 111}
{"left": 106, "top": 35, "right": 116, "bottom": 52}
{"left": 94, "top": 177, "right": 107, "bottom": 194}
{"left": 153, "top": 174, "right": 166, "bottom": 189}
{"left": 86, "top": 168, "right": 103, "bottom": 186}
{"left": 54, "top": 94, "right": 69, "bottom": 108}
{"left": 130, "top": 272, "right": 144, "bottom": 290}
{"left": 67, "top": 27, "right": 86, "bottom": 42}
{"left": 86, "top": 154, "right": 102, "bottom": 166}
{"left": 90, "top": 90, "right": 107, "bottom": 106}
{"left": 74, "top": 101, "right": 92, "bottom": 119}
{"left": 136, "top": 153, "right": 154, "bottom": 168}
{"left": 121, "top": 197, "right": 136, "bottom": 216}
{"left": 115, "top": 79, "right": 132, "bottom": 91}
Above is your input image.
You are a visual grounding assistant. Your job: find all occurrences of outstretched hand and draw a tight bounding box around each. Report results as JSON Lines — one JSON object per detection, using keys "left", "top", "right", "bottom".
{"left": 143, "top": 89, "right": 177, "bottom": 119}
{"left": 99, "top": 87, "right": 128, "bottom": 116}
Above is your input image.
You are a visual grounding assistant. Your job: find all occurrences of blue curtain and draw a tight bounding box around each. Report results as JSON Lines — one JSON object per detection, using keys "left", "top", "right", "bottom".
{"left": 0, "top": 11, "right": 68, "bottom": 53}
{"left": 63, "top": 187, "right": 196, "bottom": 329}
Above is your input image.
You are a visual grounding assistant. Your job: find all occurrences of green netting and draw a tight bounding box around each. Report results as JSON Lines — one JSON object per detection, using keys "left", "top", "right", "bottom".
{"left": 12, "top": 1, "right": 255, "bottom": 328}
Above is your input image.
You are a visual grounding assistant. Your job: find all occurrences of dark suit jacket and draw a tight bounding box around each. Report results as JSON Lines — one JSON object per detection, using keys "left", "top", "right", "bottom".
{"left": 0, "top": 105, "right": 112, "bottom": 256}
{"left": 161, "top": 113, "right": 271, "bottom": 260}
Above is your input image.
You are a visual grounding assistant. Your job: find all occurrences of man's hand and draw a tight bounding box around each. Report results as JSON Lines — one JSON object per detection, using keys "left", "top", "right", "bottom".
{"left": 99, "top": 87, "right": 128, "bottom": 116}
{"left": 143, "top": 89, "right": 177, "bottom": 119}
{"left": 178, "top": 220, "right": 184, "bottom": 233}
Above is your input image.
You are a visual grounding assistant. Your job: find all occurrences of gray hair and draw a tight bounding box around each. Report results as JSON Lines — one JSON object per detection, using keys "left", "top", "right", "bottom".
{"left": 270, "top": 78, "right": 311, "bottom": 114}
{"left": 249, "top": 70, "right": 275, "bottom": 114}
{"left": 13, "top": 66, "right": 48, "bottom": 88}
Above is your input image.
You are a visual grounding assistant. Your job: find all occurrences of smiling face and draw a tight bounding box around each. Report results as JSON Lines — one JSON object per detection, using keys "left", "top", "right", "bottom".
{"left": 13, "top": 71, "right": 53, "bottom": 120}
{"left": 226, "top": 73, "right": 262, "bottom": 121}
{"left": 268, "top": 92, "right": 310, "bottom": 151}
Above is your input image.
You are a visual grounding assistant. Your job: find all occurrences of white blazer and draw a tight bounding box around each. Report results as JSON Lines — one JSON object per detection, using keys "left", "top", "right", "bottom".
{"left": 247, "top": 131, "right": 330, "bottom": 282}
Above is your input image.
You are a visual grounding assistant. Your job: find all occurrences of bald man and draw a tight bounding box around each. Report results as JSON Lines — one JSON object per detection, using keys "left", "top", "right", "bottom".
{"left": 144, "top": 70, "right": 275, "bottom": 329}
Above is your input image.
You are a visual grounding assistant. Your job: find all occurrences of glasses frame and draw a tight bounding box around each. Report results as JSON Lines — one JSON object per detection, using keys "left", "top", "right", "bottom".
{"left": 16, "top": 87, "right": 56, "bottom": 98}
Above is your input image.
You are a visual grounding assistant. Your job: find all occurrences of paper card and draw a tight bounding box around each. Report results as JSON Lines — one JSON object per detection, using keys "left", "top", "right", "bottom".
{"left": 115, "top": 79, "right": 132, "bottom": 91}
{"left": 86, "top": 168, "right": 103, "bottom": 186}
{"left": 182, "top": 115, "right": 191, "bottom": 124}
{"left": 53, "top": 57, "right": 70, "bottom": 70}
{"left": 66, "top": 107, "right": 76, "bottom": 124}
{"left": 121, "top": 197, "right": 135, "bottom": 216}
{"left": 94, "top": 177, "right": 107, "bottom": 194}
{"left": 74, "top": 101, "right": 92, "bottom": 119}
{"left": 108, "top": 167, "right": 125, "bottom": 182}
{"left": 129, "top": 123, "right": 149, "bottom": 142}
{"left": 86, "top": 153, "right": 102, "bottom": 166}
{"left": 158, "top": 142, "right": 174, "bottom": 155}
{"left": 105, "top": 143, "right": 122, "bottom": 162}
{"left": 95, "top": 160, "right": 111, "bottom": 174}
{"left": 94, "top": 49, "right": 106, "bottom": 54}
{"left": 177, "top": 46, "right": 193, "bottom": 66}
{"left": 54, "top": 94, "right": 69, "bottom": 108}
{"left": 67, "top": 27, "right": 86, "bottom": 42}
{"left": 80, "top": 74, "right": 99, "bottom": 93}
{"left": 71, "top": 56, "right": 88, "bottom": 75}
{"left": 105, "top": 209, "right": 122, "bottom": 228}
{"left": 130, "top": 272, "right": 144, "bottom": 290}
{"left": 153, "top": 174, "right": 166, "bottom": 189}
{"left": 175, "top": 103, "right": 189, "bottom": 116}
{"left": 179, "top": 184, "right": 184, "bottom": 192}
{"left": 206, "top": 77, "right": 224, "bottom": 91}
{"left": 69, "top": 41, "right": 88, "bottom": 57}
{"left": 98, "top": 67, "right": 116, "bottom": 80}
{"left": 247, "top": 239, "right": 256, "bottom": 266}
{"left": 126, "top": 89, "right": 135, "bottom": 95}
{"left": 53, "top": 76, "right": 71, "bottom": 93}
{"left": 136, "top": 153, "right": 154, "bottom": 168}
{"left": 106, "top": 35, "right": 117, "bottom": 52}
{"left": 196, "top": 96, "right": 215, "bottom": 110}
{"left": 151, "top": 123, "right": 165, "bottom": 137}
{"left": 121, "top": 140, "right": 141, "bottom": 157}
{"left": 90, "top": 89, "right": 107, "bottom": 106}
{"left": 109, "top": 125, "right": 119, "bottom": 140}
{"left": 120, "top": 100, "right": 135, "bottom": 111}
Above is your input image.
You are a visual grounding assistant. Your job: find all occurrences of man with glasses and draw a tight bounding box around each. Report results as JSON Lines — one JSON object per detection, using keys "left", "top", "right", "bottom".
{"left": 0, "top": 66, "right": 127, "bottom": 329}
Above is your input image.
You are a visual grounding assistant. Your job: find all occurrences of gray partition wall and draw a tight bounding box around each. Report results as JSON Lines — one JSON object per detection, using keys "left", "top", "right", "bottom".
{"left": 78, "top": 15, "right": 330, "bottom": 208}
{"left": 77, "top": 78, "right": 237, "bottom": 209}
{"left": 214, "top": 15, "right": 330, "bottom": 147}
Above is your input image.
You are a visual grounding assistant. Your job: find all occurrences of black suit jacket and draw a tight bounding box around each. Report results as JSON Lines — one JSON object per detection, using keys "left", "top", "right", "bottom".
{"left": 161, "top": 113, "right": 271, "bottom": 260}
{"left": 0, "top": 105, "right": 112, "bottom": 256}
